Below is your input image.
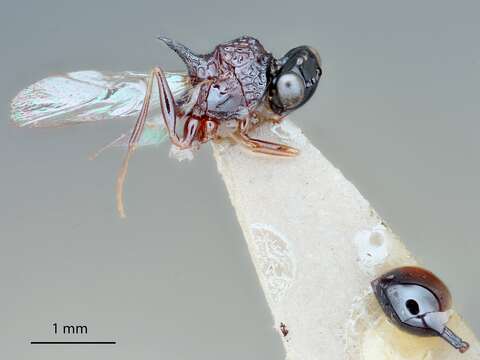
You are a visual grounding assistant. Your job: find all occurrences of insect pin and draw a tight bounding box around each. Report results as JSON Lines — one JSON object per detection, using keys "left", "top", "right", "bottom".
{"left": 11, "top": 36, "right": 322, "bottom": 217}
{"left": 371, "top": 266, "right": 470, "bottom": 353}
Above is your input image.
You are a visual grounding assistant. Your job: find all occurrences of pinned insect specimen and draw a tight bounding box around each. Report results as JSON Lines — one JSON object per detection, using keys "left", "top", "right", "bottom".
{"left": 371, "top": 266, "right": 470, "bottom": 353}
{"left": 11, "top": 36, "right": 322, "bottom": 217}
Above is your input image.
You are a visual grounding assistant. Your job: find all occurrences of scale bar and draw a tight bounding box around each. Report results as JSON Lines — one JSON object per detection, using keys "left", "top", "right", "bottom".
{"left": 31, "top": 341, "right": 116, "bottom": 345}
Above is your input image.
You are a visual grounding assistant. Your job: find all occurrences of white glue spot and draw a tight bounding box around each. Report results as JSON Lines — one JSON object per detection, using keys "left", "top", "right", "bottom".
{"left": 250, "top": 223, "right": 296, "bottom": 304}
{"left": 212, "top": 140, "right": 233, "bottom": 154}
{"left": 271, "top": 120, "right": 306, "bottom": 147}
{"left": 354, "top": 224, "right": 390, "bottom": 275}
{"left": 169, "top": 145, "right": 195, "bottom": 162}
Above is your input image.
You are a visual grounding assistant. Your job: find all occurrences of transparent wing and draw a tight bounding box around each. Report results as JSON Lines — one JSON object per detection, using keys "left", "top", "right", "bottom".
{"left": 11, "top": 70, "right": 193, "bottom": 148}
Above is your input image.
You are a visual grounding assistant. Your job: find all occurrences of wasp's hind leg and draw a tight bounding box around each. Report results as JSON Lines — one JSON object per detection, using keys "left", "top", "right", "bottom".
{"left": 152, "top": 66, "right": 183, "bottom": 146}
{"left": 116, "top": 68, "right": 156, "bottom": 218}
{"left": 116, "top": 66, "right": 183, "bottom": 218}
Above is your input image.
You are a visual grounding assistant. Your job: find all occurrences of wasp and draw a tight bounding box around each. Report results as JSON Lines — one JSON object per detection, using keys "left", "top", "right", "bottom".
{"left": 11, "top": 36, "right": 322, "bottom": 216}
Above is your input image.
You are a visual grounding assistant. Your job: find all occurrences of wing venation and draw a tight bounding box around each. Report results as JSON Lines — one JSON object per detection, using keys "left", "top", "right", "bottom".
{"left": 11, "top": 70, "right": 191, "bottom": 128}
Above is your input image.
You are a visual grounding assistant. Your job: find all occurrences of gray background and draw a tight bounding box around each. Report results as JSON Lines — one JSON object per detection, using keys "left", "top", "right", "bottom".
{"left": 1, "top": 0, "right": 479, "bottom": 359}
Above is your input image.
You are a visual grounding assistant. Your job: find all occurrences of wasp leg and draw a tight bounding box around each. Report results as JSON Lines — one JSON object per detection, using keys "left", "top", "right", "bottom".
{"left": 128, "top": 69, "right": 155, "bottom": 146}
{"left": 115, "top": 67, "right": 157, "bottom": 218}
{"left": 152, "top": 66, "right": 182, "bottom": 145}
{"left": 116, "top": 65, "right": 186, "bottom": 217}
{"left": 130, "top": 66, "right": 183, "bottom": 147}
{"left": 233, "top": 131, "right": 299, "bottom": 157}
{"left": 117, "top": 65, "right": 180, "bottom": 218}
{"left": 179, "top": 117, "right": 200, "bottom": 148}
{"left": 89, "top": 133, "right": 128, "bottom": 160}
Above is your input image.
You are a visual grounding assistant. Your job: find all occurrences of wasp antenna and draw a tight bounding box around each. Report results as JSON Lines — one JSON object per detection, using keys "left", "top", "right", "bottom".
{"left": 156, "top": 36, "right": 173, "bottom": 44}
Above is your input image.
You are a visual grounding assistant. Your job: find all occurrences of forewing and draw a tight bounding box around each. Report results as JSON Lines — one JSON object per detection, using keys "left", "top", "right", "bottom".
{"left": 11, "top": 70, "right": 192, "bottom": 129}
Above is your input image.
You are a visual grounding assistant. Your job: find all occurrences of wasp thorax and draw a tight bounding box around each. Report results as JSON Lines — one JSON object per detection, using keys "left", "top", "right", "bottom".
{"left": 371, "top": 266, "right": 469, "bottom": 353}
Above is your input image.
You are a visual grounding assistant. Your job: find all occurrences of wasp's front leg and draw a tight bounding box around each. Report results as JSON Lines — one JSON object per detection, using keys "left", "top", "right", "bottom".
{"left": 233, "top": 119, "right": 299, "bottom": 157}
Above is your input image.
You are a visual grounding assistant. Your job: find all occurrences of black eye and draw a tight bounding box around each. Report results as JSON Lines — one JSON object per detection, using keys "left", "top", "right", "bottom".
{"left": 276, "top": 72, "right": 305, "bottom": 109}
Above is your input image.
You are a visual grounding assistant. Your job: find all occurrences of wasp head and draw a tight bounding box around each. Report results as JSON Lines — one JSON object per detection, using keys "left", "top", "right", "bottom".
{"left": 268, "top": 46, "right": 322, "bottom": 116}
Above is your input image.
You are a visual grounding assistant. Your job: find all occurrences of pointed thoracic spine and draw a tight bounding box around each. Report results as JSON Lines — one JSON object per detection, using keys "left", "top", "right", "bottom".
{"left": 157, "top": 37, "right": 208, "bottom": 79}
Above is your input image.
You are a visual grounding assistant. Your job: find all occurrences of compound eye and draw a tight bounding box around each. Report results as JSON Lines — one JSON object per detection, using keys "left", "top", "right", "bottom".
{"left": 276, "top": 72, "right": 305, "bottom": 109}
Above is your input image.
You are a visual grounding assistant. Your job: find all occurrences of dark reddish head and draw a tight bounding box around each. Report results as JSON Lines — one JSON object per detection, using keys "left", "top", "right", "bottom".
{"left": 268, "top": 46, "right": 322, "bottom": 115}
